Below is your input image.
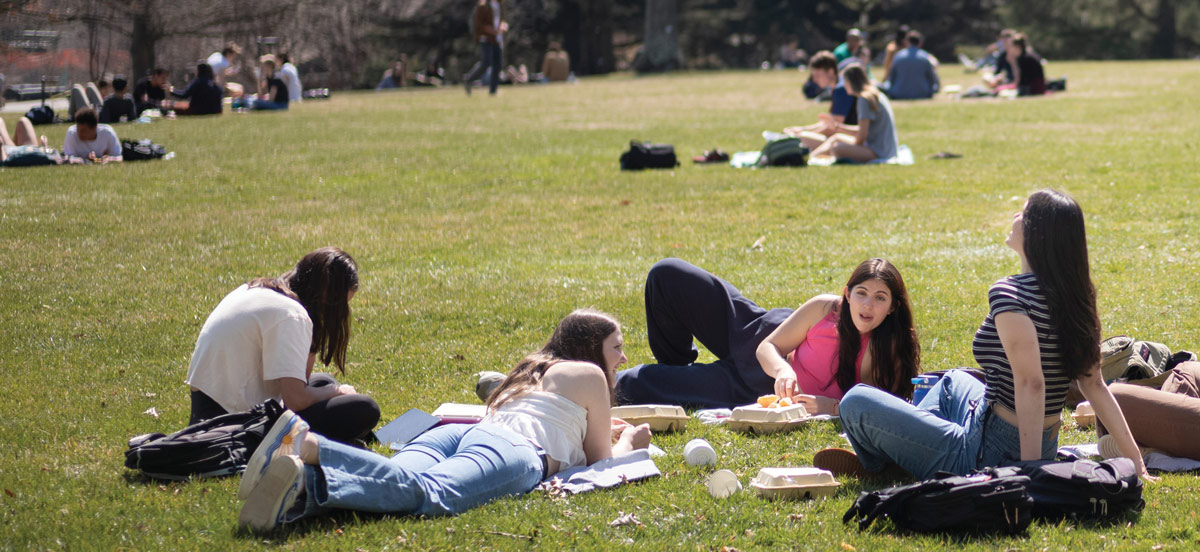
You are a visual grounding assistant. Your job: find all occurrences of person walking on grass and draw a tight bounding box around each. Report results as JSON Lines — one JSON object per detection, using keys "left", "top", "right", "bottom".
{"left": 817, "top": 190, "right": 1157, "bottom": 484}
{"left": 615, "top": 257, "right": 920, "bottom": 414}
{"left": 462, "top": 0, "right": 507, "bottom": 96}
{"left": 185, "top": 247, "right": 379, "bottom": 446}
{"left": 809, "top": 64, "right": 898, "bottom": 163}
{"left": 237, "top": 309, "right": 652, "bottom": 531}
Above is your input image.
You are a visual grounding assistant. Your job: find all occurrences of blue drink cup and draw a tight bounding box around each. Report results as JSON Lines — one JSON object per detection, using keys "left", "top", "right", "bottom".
{"left": 910, "top": 374, "right": 941, "bottom": 405}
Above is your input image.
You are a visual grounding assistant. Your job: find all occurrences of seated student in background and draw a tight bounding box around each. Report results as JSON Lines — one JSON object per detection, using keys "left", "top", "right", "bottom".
{"left": 133, "top": 68, "right": 171, "bottom": 115}
{"left": 1011, "top": 33, "right": 1045, "bottom": 96}
{"left": 376, "top": 56, "right": 409, "bottom": 89}
{"left": 615, "top": 257, "right": 920, "bottom": 413}
{"left": 784, "top": 51, "right": 858, "bottom": 151}
{"left": 185, "top": 247, "right": 379, "bottom": 444}
{"left": 541, "top": 41, "right": 570, "bottom": 82}
{"left": 277, "top": 53, "right": 303, "bottom": 103}
{"left": 63, "top": 107, "right": 122, "bottom": 163}
{"left": 99, "top": 75, "right": 138, "bottom": 123}
{"left": 833, "top": 28, "right": 862, "bottom": 64}
{"left": 1100, "top": 362, "right": 1200, "bottom": 462}
{"left": 880, "top": 24, "right": 910, "bottom": 82}
{"left": 249, "top": 57, "right": 289, "bottom": 111}
{"left": 984, "top": 30, "right": 1017, "bottom": 89}
{"left": 413, "top": 61, "right": 445, "bottom": 87}
{"left": 171, "top": 63, "right": 224, "bottom": 116}
{"left": 237, "top": 309, "right": 652, "bottom": 532}
{"left": 207, "top": 42, "right": 244, "bottom": 97}
{"left": 883, "top": 31, "right": 939, "bottom": 100}
{"left": 810, "top": 64, "right": 898, "bottom": 163}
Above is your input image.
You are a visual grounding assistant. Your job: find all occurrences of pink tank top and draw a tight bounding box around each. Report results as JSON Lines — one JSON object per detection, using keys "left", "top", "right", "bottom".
{"left": 789, "top": 310, "right": 869, "bottom": 399}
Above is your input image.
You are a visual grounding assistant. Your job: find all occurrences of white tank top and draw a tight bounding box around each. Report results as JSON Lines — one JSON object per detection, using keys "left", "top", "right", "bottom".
{"left": 484, "top": 391, "right": 588, "bottom": 470}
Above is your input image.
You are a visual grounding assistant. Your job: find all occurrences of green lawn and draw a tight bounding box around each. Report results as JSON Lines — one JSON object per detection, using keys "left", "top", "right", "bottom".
{"left": 3, "top": 61, "right": 1200, "bottom": 550}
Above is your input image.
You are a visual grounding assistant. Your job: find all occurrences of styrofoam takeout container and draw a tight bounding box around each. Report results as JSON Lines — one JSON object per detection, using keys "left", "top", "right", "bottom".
{"left": 611, "top": 404, "right": 689, "bottom": 432}
{"left": 749, "top": 467, "right": 841, "bottom": 500}
{"left": 1072, "top": 401, "right": 1095, "bottom": 427}
{"left": 727, "top": 403, "right": 810, "bottom": 434}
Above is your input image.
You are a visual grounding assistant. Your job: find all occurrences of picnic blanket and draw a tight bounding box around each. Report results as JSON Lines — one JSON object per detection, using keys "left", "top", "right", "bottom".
{"left": 729, "top": 142, "right": 914, "bottom": 168}
{"left": 1057, "top": 443, "right": 1200, "bottom": 473}
{"left": 538, "top": 448, "right": 660, "bottom": 495}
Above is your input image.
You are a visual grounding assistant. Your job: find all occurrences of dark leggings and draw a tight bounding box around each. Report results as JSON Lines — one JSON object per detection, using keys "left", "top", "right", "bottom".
{"left": 189, "top": 373, "right": 381, "bottom": 445}
{"left": 614, "top": 258, "right": 793, "bottom": 408}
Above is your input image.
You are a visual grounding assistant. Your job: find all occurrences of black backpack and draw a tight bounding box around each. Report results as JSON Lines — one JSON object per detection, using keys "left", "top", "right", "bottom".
{"left": 1015, "top": 458, "right": 1144, "bottom": 520}
{"left": 620, "top": 140, "right": 679, "bottom": 170}
{"left": 124, "top": 399, "right": 285, "bottom": 481}
{"left": 120, "top": 139, "right": 167, "bottom": 161}
{"left": 843, "top": 466, "right": 1033, "bottom": 534}
{"left": 25, "top": 105, "right": 55, "bottom": 125}
{"left": 757, "top": 137, "right": 809, "bottom": 167}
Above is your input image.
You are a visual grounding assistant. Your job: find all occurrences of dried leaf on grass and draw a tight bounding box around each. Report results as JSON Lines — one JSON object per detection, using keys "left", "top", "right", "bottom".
{"left": 609, "top": 511, "right": 643, "bottom": 528}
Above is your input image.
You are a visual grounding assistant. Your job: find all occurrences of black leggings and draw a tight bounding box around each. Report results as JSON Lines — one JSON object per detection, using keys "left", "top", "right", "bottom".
{"left": 614, "top": 258, "right": 793, "bottom": 408}
{"left": 189, "top": 373, "right": 381, "bottom": 445}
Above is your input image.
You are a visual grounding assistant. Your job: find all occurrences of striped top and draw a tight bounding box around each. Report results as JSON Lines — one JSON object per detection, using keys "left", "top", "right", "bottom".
{"left": 972, "top": 273, "right": 1069, "bottom": 416}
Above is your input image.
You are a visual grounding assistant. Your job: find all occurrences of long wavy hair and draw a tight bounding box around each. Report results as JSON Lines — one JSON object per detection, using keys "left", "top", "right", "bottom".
{"left": 1021, "top": 189, "right": 1100, "bottom": 380}
{"left": 487, "top": 309, "right": 619, "bottom": 411}
{"left": 842, "top": 64, "right": 883, "bottom": 114}
{"left": 249, "top": 247, "right": 359, "bottom": 373}
{"left": 834, "top": 258, "right": 921, "bottom": 399}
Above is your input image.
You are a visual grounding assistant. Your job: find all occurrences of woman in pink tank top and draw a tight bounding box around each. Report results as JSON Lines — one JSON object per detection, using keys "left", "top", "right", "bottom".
{"left": 615, "top": 258, "right": 920, "bottom": 413}
{"left": 757, "top": 258, "right": 921, "bottom": 415}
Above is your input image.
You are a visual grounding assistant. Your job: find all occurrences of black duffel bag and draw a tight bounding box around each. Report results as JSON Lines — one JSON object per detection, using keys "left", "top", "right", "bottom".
{"left": 620, "top": 140, "right": 679, "bottom": 170}
{"left": 124, "top": 399, "right": 285, "bottom": 481}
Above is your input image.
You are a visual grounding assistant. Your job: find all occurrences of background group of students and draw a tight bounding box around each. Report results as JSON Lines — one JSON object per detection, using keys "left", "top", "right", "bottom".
{"left": 1, "top": 43, "right": 304, "bottom": 167}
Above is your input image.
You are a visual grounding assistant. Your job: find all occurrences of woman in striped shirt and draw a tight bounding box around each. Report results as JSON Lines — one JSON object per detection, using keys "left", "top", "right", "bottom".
{"left": 816, "top": 190, "right": 1154, "bottom": 481}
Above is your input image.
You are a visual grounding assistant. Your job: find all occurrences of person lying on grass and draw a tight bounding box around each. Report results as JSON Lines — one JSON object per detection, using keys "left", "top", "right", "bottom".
{"left": 819, "top": 189, "right": 1157, "bottom": 483}
{"left": 809, "top": 64, "right": 899, "bottom": 164}
{"left": 615, "top": 257, "right": 920, "bottom": 415}
{"left": 237, "top": 309, "right": 653, "bottom": 532}
{"left": 62, "top": 107, "right": 122, "bottom": 164}
{"left": 1098, "top": 361, "right": 1200, "bottom": 463}
{"left": 185, "top": 247, "right": 379, "bottom": 446}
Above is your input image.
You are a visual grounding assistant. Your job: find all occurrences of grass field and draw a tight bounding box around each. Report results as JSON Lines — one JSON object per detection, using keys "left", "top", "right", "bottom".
{"left": 3, "top": 60, "right": 1200, "bottom": 551}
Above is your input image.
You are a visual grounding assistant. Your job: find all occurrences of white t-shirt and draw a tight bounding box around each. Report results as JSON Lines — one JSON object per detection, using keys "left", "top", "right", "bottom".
{"left": 62, "top": 124, "right": 121, "bottom": 158}
{"left": 280, "top": 63, "right": 302, "bottom": 102}
{"left": 207, "top": 52, "right": 230, "bottom": 74}
{"left": 185, "top": 284, "right": 312, "bottom": 413}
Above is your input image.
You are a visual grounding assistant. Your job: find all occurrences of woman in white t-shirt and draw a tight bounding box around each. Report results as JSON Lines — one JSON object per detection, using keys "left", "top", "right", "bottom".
{"left": 237, "top": 309, "right": 653, "bottom": 532}
{"left": 185, "top": 247, "right": 379, "bottom": 444}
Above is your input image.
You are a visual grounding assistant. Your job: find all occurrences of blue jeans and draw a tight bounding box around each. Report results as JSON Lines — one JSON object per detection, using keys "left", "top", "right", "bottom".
{"left": 290, "top": 423, "right": 543, "bottom": 519}
{"left": 839, "top": 370, "right": 1059, "bottom": 480}
{"left": 464, "top": 41, "right": 503, "bottom": 94}
{"left": 250, "top": 99, "right": 288, "bottom": 110}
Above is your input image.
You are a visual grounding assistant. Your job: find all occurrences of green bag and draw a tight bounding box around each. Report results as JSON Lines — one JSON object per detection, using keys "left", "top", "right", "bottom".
{"left": 757, "top": 137, "right": 809, "bottom": 167}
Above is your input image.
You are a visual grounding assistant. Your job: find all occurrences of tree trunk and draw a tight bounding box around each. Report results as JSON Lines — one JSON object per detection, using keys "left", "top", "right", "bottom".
{"left": 130, "top": 10, "right": 156, "bottom": 81}
{"left": 637, "top": 0, "right": 678, "bottom": 72}
{"left": 1150, "top": 0, "right": 1176, "bottom": 58}
{"left": 578, "top": 0, "right": 614, "bottom": 75}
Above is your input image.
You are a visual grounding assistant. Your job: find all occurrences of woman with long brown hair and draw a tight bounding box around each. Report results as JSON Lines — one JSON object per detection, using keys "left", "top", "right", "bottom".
{"left": 185, "top": 247, "right": 379, "bottom": 445}
{"left": 819, "top": 190, "right": 1154, "bottom": 482}
{"left": 810, "top": 63, "right": 900, "bottom": 163}
{"left": 616, "top": 258, "right": 921, "bottom": 414}
{"left": 236, "top": 309, "right": 651, "bottom": 531}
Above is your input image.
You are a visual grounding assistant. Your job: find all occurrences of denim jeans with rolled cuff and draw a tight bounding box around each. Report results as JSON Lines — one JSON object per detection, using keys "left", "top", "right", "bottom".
{"left": 287, "top": 423, "right": 544, "bottom": 520}
{"left": 839, "top": 369, "right": 1058, "bottom": 480}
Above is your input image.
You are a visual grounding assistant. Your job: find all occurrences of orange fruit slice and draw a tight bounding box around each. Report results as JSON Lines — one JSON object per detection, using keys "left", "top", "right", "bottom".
{"left": 757, "top": 394, "right": 779, "bottom": 407}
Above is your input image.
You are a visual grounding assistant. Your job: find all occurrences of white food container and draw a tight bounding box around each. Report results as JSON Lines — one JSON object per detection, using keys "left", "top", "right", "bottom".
{"left": 1072, "top": 401, "right": 1095, "bottom": 427}
{"left": 749, "top": 467, "right": 840, "bottom": 500}
{"left": 610, "top": 404, "right": 689, "bottom": 432}
{"left": 727, "top": 403, "right": 810, "bottom": 434}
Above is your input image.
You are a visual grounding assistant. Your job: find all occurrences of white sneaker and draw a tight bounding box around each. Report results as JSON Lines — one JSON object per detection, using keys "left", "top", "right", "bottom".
{"left": 238, "top": 410, "right": 308, "bottom": 500}
{"left": 238, "top": 455, "right": 304, "bottom": 532}
{"left": 1098, "top": 434, "right": 1149, "bottom": 460}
